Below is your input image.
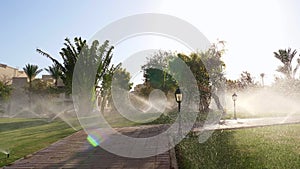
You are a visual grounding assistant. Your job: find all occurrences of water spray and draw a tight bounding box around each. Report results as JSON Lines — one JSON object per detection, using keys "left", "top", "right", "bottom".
{"left": 1, "top": 150, "right": 10, "bottom": 158}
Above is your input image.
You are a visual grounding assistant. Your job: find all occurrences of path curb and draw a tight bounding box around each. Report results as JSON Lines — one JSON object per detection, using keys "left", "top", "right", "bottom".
{"left": 170, "top": 147, "right": 178, "bottom": 169}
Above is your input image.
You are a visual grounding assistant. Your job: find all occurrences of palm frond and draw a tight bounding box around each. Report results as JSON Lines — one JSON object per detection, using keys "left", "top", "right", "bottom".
{"left": 36, "top": 48, "right": 66, "bottom": 73}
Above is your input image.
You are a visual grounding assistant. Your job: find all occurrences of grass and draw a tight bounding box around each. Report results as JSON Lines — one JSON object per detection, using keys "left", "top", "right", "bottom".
{"left": 0, "top": 118, "right": 76, "bottom": 167}
{"left": 144, "top": 111, "right": 178, "bottom": 125}
{"left": 103, "top": 112, "right": 141, "bottom": 127}
{"left": 176, "top": 124, "right": 300, "bottom": 169}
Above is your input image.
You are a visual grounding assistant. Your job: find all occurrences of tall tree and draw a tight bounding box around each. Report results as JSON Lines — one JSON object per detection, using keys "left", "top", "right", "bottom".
{"left": 37, "top": 37, "right": 86, "bottom": 93}
{"left": 239, "top": 71, "right": 255, "bottom": 88}
{"left": 37, "top": 37, "right": 116, "bottom": 94}
{"left": 274, "top": 48, "right": 297, "bottom": 79}
{"left": 23, "top": 64, "right": 42, "bottom": 89}
{"left": 45, "top": 63, "right": 61, "bottom": 86}
{"left": 142, "top": 51, "right": 177, "bottom": 96}
{"left": 143, "top": 68, "right": 177, "bottom": 95}
{"left": 182, "top": 41, "right": 226, "bottom": 113}
{"left": 142, "top": 51, "right": 172, "bottom": 70}
{"left": 100, "top": 67, "right": 132, "bottom": 112}
{"left": 170, "top": 49, "right": 226, "bottom": 114}
{"left": 111, "top": 68, "right": 133, "bottom": 91}
{"left": 141, "top": 41, "right": 226, "bottom": 114}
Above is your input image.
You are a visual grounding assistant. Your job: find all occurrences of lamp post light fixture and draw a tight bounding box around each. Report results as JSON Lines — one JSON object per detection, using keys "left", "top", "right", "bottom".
{"left": 175, "top": 88, "right": 183, "bottom": 136}
{"left": 175, "top": 88, "right": 182, "bottom": 112}
{"left": 232, "top": 93, "right": 237, "bottom": 120}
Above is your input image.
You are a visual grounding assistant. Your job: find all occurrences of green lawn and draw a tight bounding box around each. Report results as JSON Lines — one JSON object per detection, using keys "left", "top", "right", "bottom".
{"left": 0, "top": 118, "right": 77, "bottom": 167}
{"left": 176, "top": 124, "right": 300, "bottom": 169}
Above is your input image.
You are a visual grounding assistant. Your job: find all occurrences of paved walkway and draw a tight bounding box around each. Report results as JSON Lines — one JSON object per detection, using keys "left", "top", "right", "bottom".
{"left": 3, "top": 125, "right": 177, "bottom": 169}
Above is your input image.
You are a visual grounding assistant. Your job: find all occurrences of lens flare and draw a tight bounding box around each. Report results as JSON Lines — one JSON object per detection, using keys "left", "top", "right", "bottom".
{"left": 87, "top": 135, "right": 99, "bottom": 147}
{"left": 87, "top": 130, "right": 108, "bottom": 147}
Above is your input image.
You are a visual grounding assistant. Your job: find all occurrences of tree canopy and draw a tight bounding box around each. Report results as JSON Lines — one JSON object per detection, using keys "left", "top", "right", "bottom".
{"left": 274, "top": 48, "right": 300, "bottom": 79}
{"left": 0, "top": 80, "right": 11, "bottom": 101}
{"left": 45, "top": 63, "right": 61, "bottom": 86}
{"left": 140, "top": 41, "right": 226, "bottom": 113}
{"left": 37, "top": 37, "right": 117, "bottom": 94}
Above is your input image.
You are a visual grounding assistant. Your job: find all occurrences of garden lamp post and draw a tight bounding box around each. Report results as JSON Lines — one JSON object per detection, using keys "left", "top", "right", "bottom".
{"left": 175, "top": 88, "right": 182, "bottom": 112}
{"left": 232, "top": 93, "right": 237, "bottom": 120}
{"left": 175, "top": 88, "right": 183, "bottom": 136}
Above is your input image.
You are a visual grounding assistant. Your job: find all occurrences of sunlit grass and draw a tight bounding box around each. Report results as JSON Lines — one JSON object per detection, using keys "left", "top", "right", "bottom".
{"left": 0, "top": 118, "right": 76, "bottom": 167}
{"left": 176, "top": 124, "right": 300, "bottom": 169}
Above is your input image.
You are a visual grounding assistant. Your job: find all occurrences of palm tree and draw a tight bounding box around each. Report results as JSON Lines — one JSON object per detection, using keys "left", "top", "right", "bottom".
{"left": 23, "top": 64, "right": 42, "bottom": 89}
{"left": 274, "top": 48, "right": 297, "bottom": 79}
{"left": 23, "top": 64, "right": 42, "bottom": 109}
{"left": 45, "top": 63, "right": 61, "bottom": 86}
{"left": 37, "top": 37, "right": 116, "bottom": 94}
{"left": 37, "top": 37, "right": 86, "bottom": 93}
{"left": 260, "top": 73, "right": 265, "bottom": 87}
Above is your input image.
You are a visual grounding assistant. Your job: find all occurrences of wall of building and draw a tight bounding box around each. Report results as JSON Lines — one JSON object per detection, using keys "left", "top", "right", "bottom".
{"left": 0, "top": 63, "right": 27, "bottom": 84}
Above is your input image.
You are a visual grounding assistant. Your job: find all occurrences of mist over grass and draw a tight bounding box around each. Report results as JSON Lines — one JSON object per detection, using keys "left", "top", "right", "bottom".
{"left": 0, "top": 92, "right": 82, "bottom": 131}
{"left": 225, "top": 87, "right": 300, "bottom": 119}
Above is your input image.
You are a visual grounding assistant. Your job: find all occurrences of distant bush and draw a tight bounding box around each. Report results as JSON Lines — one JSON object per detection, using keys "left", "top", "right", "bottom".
{"left": 0, "top": 81, "right": 11, "bottom": 101}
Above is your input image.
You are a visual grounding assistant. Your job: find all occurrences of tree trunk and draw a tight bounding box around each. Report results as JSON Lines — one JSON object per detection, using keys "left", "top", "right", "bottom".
{"left": 211, "top": 92, "right": 226, "bottom": 116}
{"left": 100, "top": 96, "right": 106, "bottom": 116}
{"left": 199, "top": 93, "right": 210, "bottom": 113}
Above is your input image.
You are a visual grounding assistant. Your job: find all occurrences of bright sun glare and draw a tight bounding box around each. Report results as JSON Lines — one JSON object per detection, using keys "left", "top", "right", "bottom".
{"left": 156, "top": 0, "right": 293, "bottom": 85}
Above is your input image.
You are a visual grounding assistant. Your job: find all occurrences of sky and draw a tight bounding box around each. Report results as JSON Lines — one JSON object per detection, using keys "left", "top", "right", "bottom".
{"left": 1, "top": 0, "right": 300, "bottom": 85}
